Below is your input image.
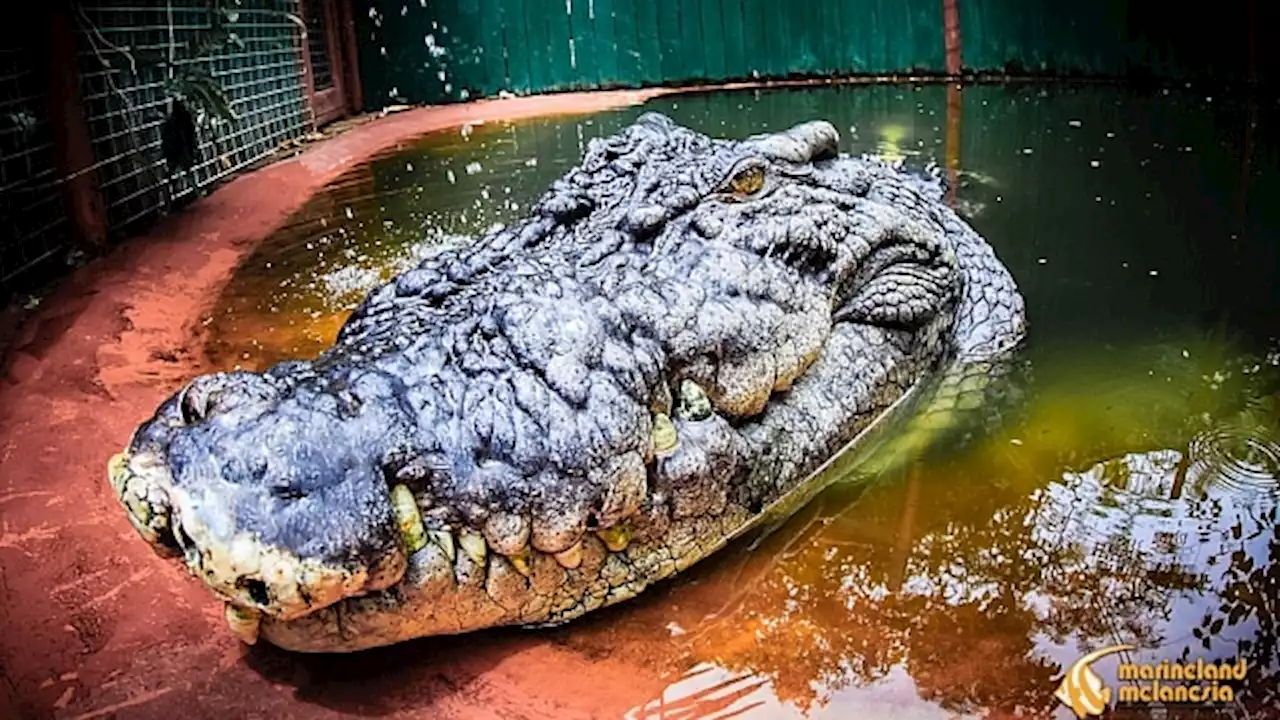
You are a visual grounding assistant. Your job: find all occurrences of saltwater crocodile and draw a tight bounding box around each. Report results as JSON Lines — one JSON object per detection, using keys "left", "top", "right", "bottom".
{"left": 107, "top": 112, "right": 1027, "bottom": 652}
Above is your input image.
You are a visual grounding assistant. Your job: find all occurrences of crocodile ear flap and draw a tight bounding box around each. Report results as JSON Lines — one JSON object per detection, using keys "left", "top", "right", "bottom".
{"left": 834, "top": 262, "right": 954, "bottom": 331}
{"left": 749, "top": 121, "right": 840, "bottom": 164}
{"left": 633, "top": 112, "right": 678, "bottom": 136}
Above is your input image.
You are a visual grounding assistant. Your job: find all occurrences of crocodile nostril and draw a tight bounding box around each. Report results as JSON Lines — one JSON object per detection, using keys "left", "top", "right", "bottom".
{"left": 178, "top": 379, "right": 215, "bottom": 425}
{"left": 238, "top": 578, "right": 271, "bottom": 606}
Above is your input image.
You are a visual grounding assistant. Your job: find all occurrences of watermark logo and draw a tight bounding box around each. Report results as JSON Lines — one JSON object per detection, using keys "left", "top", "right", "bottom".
{"left": 1055, "top": 645, "right": 1248, "bottom": 718}
{"left": 1055, "top": 644, "right": 1133, "bottom": 718}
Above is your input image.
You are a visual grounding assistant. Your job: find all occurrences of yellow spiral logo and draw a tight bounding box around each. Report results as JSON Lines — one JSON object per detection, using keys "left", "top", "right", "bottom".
{"left": 1054, "top": 644, "right": 1135, "bottom": 718}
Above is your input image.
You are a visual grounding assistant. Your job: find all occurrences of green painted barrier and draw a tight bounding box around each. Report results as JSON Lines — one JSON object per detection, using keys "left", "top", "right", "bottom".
{"left": 354, "top": 0, "right": 1256, "bottom": 108}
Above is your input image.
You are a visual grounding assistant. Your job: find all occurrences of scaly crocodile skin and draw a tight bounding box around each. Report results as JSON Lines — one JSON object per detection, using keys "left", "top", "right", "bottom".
{"left": 108, "top": 113, "right": 1027, "bottom": 651}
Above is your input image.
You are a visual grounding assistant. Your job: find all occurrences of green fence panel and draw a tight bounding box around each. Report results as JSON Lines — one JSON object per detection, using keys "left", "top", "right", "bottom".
{"left": 767, "top": 0, "right": 793, "bottom": 76}
{"left": 677, "top": 0, "right": 706, "bottom": 83}
{"left": 792, "top": 0, "right": 820, "bottom": 75}
{"left": 633, "top": 1, "right": 663, "bottom": 85}
{"left": 719, "top": 0, "right": 746, "bottom": 80}
{"left": 519, "top": 0, "right": 550, "bottom": 92}
{"left": 737, "top": 0, "right": 765, "bottom": 78}
{"left": 449, "top": 0, "right": 485, "bottom": 98}
{"left": 504, "top": 0, "right": 533, "bottom": 93}
{"left": 699, "top": 0, "right": 727, "bottom": 81}
{"left": 547, "top": 0, "right": 577, "bottom": 90}
{"left": 353, "top": 0, "right": 1257, "bottom": 108}
{"left": 955, "top": 0, "right": 1254, "bottom": 77}
{"left": 478, "top": 0, "right": 511, "bottom": 94}
{"left": 610, "top": 0, "right": 643, "bottom": 86}
{"left": 568, "top": 0, "right": 600, "bottom": 89}
{"left": 656, "top": 2, "right": 683, "bottom": 82}
{"left": 594, "top": 0, "right": 622, "bottom": 86}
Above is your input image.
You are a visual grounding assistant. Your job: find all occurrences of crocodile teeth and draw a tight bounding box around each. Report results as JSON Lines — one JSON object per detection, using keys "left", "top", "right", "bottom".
{"left": 390, "top": 484, "right": 427, "bottom": 553}
{"left": 596, "top": 524, "right": 633, "bottom": 553}
{"left": 225, "top": 604, "right": 261, "bottom": 645}
{"left": 508, "top": 549, "right": 533, "bottom": 577}
{"left": 107, "top": 453, "right": 130, "bottom": 494}
{"left": 428, "top": 529, "right": 455, "bottom": 562}
{"left": 553, "top": 541, "right": 584, "bottom": 569}
{"left": 651, "top": 412, "right": 678, "bottom": 455}
{"left": 484, "top": 512, "right": 531, "bottom": 557}
{"left": 676, "top": 379, "right": 713, "bottom": 421}
{"left": 459, "top": 531, "right": 488, "bottom": 565}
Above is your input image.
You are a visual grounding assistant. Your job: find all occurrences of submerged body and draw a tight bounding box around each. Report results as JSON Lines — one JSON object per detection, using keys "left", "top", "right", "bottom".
{"left": 108, "top": 114, "right": 1026, "bottom": 651}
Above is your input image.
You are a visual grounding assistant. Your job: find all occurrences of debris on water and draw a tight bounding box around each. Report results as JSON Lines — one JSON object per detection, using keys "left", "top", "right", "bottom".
{"left": 1010, "top": 438, "right": 1024, "bottom": 446}
{"left": 466, "top": 162, "right": 483, "bottom": 175}
{"left": 447, "top": 169, "right": 457, "bottom": 184}
{"left": 1038, "top": 258, "right": 1047, "bottom": 265}
{"left": 1021, "top": 148, "right": 1033, "bottom": 155}
{"left": 344, "top": 207, "right": 354, "bottom": 219}
{"left": 1068, "top": 119, "right": 1082, "bottom": 127}
{"left": 1149, "top": 270, "right": 1160, "bottom": 276}
{"left": 1090, "top": 160, "right": 1101, "bottom": 168}
{"left": 666, "top": 622, "right": 687, "bottom": 637}
{"left": 524, "top": 158, "right": 538, "bottom": 167}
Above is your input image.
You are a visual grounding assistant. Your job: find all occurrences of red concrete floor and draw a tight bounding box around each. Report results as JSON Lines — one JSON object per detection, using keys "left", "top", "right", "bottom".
{"left": 0, "top": 90, "right": 684, "bottom": 720}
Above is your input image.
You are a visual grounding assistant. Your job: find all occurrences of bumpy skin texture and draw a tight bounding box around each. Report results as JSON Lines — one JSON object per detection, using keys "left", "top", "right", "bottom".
{"left": 108, "top": 113, "right": 1027, "bottom": 651}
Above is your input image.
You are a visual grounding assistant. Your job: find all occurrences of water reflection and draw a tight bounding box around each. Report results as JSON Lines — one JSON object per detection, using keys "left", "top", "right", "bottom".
{"left": 207, "top": 84, "right": 1280, "bottom": 717}
{"left": 594, "top": 340, "right": 1280, "bottom": 719}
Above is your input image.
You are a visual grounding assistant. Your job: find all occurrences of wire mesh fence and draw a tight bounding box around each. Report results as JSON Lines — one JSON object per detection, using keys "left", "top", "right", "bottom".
{"left": 74, "top": 0, "right": 312, "bottom": 237}
{"left": 0, "top": 43, "right": 72, "bottom": 289}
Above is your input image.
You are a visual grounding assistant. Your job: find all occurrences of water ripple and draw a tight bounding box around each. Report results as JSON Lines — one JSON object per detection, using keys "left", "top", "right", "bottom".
{"left": 1186, "top": 424, "right": 1280, "bottom": 495}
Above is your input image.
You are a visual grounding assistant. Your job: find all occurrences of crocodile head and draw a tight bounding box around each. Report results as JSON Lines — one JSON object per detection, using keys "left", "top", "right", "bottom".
{"left": 109, "top": 112, "right": 1026, "bottom": 650}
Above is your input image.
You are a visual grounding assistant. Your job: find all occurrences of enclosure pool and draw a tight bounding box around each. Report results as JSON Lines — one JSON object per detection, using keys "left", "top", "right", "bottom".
{"left": 198, "top": 83, "right": 1280, "bottom": 718}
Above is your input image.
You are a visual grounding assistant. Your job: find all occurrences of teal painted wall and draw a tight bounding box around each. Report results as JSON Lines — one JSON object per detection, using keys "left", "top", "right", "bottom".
{"left": 353, "top": 0, "right": 1259, "bottom": 108}
{"left": 958, "top": 0, "right": 1256, "bottom": 78}
{"left": 355, "top": 0, "right": 946, "bottom": 106}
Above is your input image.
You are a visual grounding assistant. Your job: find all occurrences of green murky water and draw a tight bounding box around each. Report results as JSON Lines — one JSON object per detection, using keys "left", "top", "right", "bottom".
{"left": 207, "top": 84, "right": 1280, "bottom": 719}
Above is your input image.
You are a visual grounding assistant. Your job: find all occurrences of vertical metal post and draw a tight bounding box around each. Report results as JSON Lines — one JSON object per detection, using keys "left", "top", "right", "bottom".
{"left": 337, "top": 0, "right": 364, "bottom": 113}
{"left": 46, "top": 0, "right": 108, "bottom": 250}
{"left": 296, "top": 0, "right": 320, "bottom": 129}
{"left": 942, "top": 0, "right": 962, "bottom": 77}
{"left": 945, "top": 83, "right": 962, "bottom": 209}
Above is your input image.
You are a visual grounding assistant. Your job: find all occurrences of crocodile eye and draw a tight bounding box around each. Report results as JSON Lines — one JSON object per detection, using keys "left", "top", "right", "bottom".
{"left": 727, "top": 165, "right": 766, "bottom": 196}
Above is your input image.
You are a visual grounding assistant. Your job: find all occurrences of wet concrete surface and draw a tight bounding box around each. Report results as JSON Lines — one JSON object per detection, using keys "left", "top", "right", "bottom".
{"left": 0, "top": 90, "right": 673, "bottom": 720}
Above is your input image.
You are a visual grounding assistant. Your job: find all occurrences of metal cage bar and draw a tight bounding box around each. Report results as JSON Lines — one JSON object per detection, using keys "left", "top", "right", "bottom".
{"left": 74, "top": 0, "right": 310, "bottom": 238}
{"left": 0, "top": 43, "right": 72, "bottom": 287}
